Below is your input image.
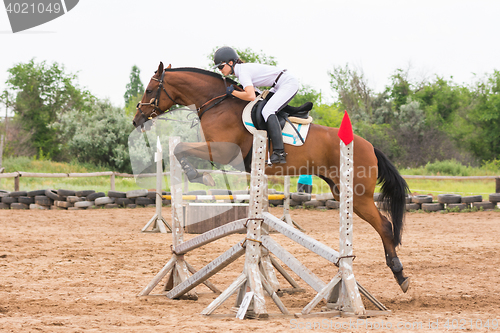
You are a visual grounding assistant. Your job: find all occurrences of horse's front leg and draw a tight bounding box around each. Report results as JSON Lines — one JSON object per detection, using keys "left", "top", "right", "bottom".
{"left": 173, "top": 141, "right": 244, "bottom": 186}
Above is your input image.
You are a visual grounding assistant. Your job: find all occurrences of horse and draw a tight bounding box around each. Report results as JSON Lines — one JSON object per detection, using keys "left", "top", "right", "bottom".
{"left": 133, "top": 62, "right": 411, "bottom": 293}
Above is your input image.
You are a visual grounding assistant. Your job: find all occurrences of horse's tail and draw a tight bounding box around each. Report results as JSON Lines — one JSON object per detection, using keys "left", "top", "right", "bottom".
{"left": 374, "top": 147, "right": 409, "bottom": 246}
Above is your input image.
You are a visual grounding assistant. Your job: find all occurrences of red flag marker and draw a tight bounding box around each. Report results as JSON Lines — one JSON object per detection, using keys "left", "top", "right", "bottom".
{"left": 338, "top": 111, "right": 354, "bottom": 145}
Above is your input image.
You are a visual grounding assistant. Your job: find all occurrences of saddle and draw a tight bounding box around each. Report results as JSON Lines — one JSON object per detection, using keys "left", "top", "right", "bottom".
{"left": 250, "top": 91, "right": 313, "bottom": 131}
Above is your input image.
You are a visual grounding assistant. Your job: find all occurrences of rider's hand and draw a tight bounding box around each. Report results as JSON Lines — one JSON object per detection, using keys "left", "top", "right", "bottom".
{"left": 226, "top": 85, "right": 235, "bottom": 96}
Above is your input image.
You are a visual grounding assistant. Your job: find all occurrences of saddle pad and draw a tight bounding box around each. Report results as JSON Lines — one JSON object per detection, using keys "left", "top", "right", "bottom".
{"left": 242, "top": 97, "right": 311, "bottom": 146}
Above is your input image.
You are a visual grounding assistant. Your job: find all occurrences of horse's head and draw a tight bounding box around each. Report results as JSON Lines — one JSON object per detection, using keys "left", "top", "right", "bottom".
{"left": 132, "top": 62, "right": 179, "bottom": 131}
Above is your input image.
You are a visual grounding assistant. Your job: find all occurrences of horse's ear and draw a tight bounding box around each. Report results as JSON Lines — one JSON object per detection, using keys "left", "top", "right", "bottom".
{"left": 167, "top": 64, "right": 172, "bottom": 69}
{"left": 157, "top": 62, "right": 164, "bottom": 76}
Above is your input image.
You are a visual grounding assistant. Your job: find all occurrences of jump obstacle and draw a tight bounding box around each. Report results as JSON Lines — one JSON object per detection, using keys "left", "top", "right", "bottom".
{"left": 139, "top": 127, "right": 390, "bottom": 318}
{"left": 140, "top": 139, "right": 303, "bottom": 233}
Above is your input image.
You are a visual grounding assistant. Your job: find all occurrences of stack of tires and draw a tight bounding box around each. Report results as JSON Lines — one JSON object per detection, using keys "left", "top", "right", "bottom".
{"left": 0, "top": 189, "right": 170, "bottom": 210}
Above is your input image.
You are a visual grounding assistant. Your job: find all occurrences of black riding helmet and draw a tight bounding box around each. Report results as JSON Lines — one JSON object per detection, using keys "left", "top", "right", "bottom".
{"left": 213, "top": 46, "right": 239, "bottom": 74}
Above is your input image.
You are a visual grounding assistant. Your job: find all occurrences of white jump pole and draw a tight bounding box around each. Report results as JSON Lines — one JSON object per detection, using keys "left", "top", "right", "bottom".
{"left": 141, "top": 136, "right": 172, "bottom": 233}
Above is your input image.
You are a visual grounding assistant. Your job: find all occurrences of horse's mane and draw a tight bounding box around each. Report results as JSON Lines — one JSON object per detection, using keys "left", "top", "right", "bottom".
{"left": 164, "top": 67, "right": 241, "bottom": 87}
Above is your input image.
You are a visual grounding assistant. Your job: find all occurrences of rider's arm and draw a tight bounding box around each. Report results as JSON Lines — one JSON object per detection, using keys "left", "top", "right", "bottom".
{"left": 231, "top": 86, "right": 256, "bottom": 101}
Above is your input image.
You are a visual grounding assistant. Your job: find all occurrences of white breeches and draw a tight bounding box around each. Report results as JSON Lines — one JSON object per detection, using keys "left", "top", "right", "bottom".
{"left": 261, "top": 72, "right": 299, "bottom": 121}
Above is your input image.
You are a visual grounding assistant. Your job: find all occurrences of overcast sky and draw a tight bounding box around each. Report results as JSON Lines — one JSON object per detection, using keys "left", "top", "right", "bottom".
{"left": 1, "top": 0, "right": 499, "bottom": 110}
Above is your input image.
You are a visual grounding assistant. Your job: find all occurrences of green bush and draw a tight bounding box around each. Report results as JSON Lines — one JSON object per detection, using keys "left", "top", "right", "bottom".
{"left": 424, "top": 159, "right": 471, "bottom": 176}
{"left": 56, "top": 99, "right": 135, "bottom": 173}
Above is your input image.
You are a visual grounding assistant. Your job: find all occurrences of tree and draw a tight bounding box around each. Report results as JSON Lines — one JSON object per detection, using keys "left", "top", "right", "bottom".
{"left": 4, "top": 59, "right": 93, "bottom": 159}
{"left": 207, "top": 46, "right": 278, "bottom": 68}
{"left": 56, "top": 99, "right": 134, "bottom": 173}
{"left": 124, "top": 65, "right": 144, "bottom": 106}
{"left": 329, "top": 64, "right": 373, "bottom": 122}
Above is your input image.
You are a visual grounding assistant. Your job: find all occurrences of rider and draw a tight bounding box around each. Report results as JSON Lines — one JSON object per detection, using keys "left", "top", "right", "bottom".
{"left": 213, "top": 46, "right": 299, "bottom": 164}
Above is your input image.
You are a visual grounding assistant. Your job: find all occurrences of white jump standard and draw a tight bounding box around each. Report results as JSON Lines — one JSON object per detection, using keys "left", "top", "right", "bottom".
{"left": 139, "top": 128, "right": 389, "bottom": 318}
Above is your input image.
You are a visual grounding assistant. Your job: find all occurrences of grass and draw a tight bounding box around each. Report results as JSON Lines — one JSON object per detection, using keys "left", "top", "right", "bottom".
{"left": 1, "top": 157, "right": 499, "bottom": 196}
{"left": 0, "top": 156, "right": 144, "bottom": 193}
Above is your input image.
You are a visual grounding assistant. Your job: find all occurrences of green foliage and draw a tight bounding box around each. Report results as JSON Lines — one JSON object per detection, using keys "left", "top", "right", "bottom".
{"left": 289, "top": 84, "right": 321, "bottom": 107}
{"left": 328, "top": 64, "right": 373, "bottom": 121}
{"left": 124, "top": 92, "right": 143, "bottom": 118}
{"left": 208, "top": 46, "right": 278, "bottom": 68}
{"left": 56, "top": 99, "right": 134, "bottom": 173}
{"left": 124, "top": 65, "right": 144, "bottom": 106}
{"left": 4, "top": 59, "right": 93, "bottom": 159}
{"left": 311, "top": 103, "right": 344, "bottom": 128}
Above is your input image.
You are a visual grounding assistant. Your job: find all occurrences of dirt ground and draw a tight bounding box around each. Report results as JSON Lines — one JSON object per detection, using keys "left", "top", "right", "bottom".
{"left": 1, "top": 206, "right": 499, "bottom": 332}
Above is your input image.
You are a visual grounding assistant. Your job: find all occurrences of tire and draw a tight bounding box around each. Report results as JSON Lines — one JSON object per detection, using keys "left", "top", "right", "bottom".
{"left": 9, "top": 191, "right": 28, "bottom": 198}
{"left": 35, "top": 196, "right": 52, "bottom": 206}
{"left": 29, "top": 204, "right": 49, "bottom": 210}
{"left": 447, "top": 203, "right": 468, "bottom": 211}
{"left": 472, "top": 201, "right": 495, "bottom": 210}
{"left": 126, "top": 204, "right": 137, "bottom": 209}
{"left": 11, "top": 203, "right": 29, "bottom": 210}
{"left": 27, "top": 189, "right": 47, "bottom": 197}
{"left": 126, "top": 189, "right": 148, "bottom": 198}
{"left": 0, "top": 191, "right": 10, "bottom": 198}
{"left": 57, "top": 189, "right": 76, "bottom": 197}
{"left": 75, "top": 190, "right": 95, "bottom": 197}
{"left": 104, "top": 204, "right": 119, "bottom": 209}
{"left": 421, "top": 203, "right": 444, "bottom": 212}
{"left": 1, "top": 197, "right": 17, "bottom": 204}
{"left": 269, "top": 199, "right": 283, "bottom": 206}
{"left": 406, "top": 203, "right": 421, "bottom": 211}
{"left": 412, "top": 195, "right": 433, "bottom": 204}
{"left": 437, "top": 194, "right": 462, "bottom": 204}
{"left": 75, "top": 201, "right": 94, "bottom": 208}
{"left": 147, "top": 191, "right": 158, "bottom": 200}
{"left": 95, "top": 197, "right": 115, "bottom": 206}
{"left": 0, "top": 203, "right": 10, "bottom": 209}
{"left": 135, "top": 197, "right": 154, "bottom": 206}
{"left": 45, "top": 189, "right": 62, "bottom": 201}
{"left": 115, "top": 198, "right": 133, "bottom": 206}
{"left": 326, "top": 200, "right": 340, "bottom": 209}
{"left": 489, "top": 193, "right": 500, "bottom": 203}
{"left": 18, "top": 196, "right": 34, "bottom": 204}
{"left": 107, "top": 191, "right": 126, "bottom": 198}
{"left": 461, "top": 195, "right": 483, "bottom": 203}
{"left": 55, "top": 200, "right": 73, "bottom": 208}
{"left": 303, "top": 200, "right": 322, "bottom": 208}
{"left": 67, "top": 196, "right": 84, "bottom": 203}
{"left": 291, "top": 192, "right": 311, "bottom": 203}
{"left": 87, "top": 192, "right": 105, "bottom": 201}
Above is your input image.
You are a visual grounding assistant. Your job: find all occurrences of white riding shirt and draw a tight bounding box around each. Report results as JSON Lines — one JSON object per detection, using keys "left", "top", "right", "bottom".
{"left": 233, "top": 63, "right": 299, "bottom": 121}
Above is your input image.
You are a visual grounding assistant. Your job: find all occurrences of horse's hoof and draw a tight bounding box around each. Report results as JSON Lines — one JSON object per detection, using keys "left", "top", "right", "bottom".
{"left": 202, "top": 173, "right": 216, "bottom": 187}
{"left": 399, "top": 276, "right": 410, "bottom": 293}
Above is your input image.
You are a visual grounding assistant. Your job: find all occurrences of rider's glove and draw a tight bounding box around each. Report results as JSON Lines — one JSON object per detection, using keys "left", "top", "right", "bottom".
{"left": 226, "top": 85, "right": 235, "bottom": 96}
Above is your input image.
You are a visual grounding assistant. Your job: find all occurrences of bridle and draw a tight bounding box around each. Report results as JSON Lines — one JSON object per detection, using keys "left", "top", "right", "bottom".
{"left": 136, "top": 69, "right": 233, "bottom": 121}
{"left": 136, "top": 69, "right": 182, "bottom": 119}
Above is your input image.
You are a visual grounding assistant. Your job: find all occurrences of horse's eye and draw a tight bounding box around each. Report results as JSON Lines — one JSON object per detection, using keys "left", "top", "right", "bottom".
{"left": 146, "top": 90, "right": 152, "bottom": 94}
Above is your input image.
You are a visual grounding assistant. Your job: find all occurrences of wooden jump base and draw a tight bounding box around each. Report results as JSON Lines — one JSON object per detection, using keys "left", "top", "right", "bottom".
{"left": 138, "top": 128, "right": 389, "bottom": 319}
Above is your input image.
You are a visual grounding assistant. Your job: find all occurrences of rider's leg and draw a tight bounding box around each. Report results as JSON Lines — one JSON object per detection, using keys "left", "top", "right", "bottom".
{"left": 261, "top": 74, "right": 299, "bottom": 164}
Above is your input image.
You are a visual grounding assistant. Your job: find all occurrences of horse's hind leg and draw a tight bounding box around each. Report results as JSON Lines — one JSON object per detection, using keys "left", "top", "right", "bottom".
{"left": 353, "top": 196, "right": 410, "bottom": 293}
{"left": 173, "top": 142, "right": 244, "bottom": 186}
{"left": 320, "top": 175, "right": 410, "bottom": 293}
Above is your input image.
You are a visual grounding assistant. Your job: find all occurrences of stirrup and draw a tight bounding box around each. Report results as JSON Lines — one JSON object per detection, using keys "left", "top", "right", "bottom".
{"left": 268, "top": 151, "right": 287, "bottom": 164}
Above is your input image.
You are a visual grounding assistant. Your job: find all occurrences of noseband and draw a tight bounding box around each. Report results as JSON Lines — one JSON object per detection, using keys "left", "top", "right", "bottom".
{"left": 136, "top": 69, "right": 182, "bottom": 119}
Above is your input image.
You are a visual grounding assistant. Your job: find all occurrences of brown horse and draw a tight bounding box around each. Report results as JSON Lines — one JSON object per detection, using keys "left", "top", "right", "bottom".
{"left": 133, "top": 62, "right": 410, "bottom": 293}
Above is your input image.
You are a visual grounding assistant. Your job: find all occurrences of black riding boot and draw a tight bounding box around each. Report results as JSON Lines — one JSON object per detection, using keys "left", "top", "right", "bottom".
{"left": 266, "top": 114, "right": 287, "bottom": 164}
